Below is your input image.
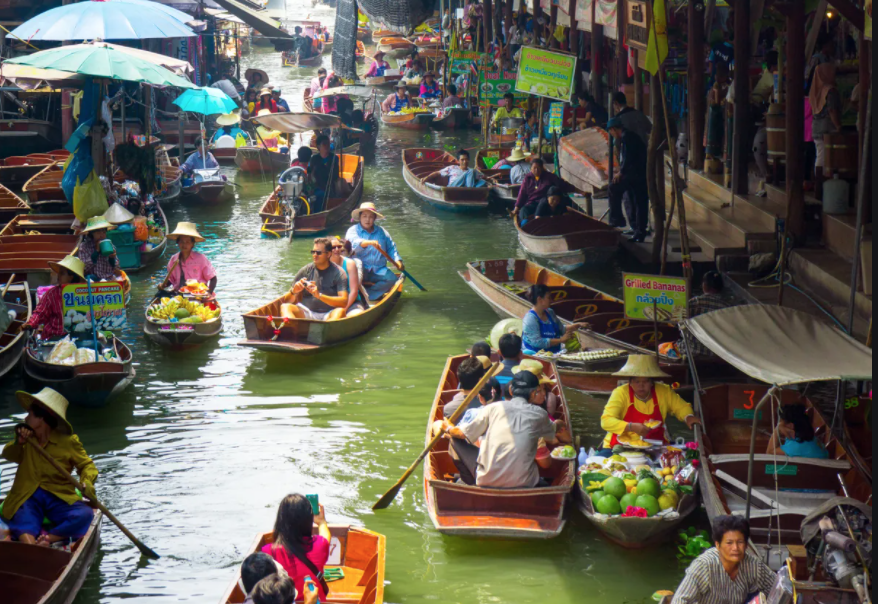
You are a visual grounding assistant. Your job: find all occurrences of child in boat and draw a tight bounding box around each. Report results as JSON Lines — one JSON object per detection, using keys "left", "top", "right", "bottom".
{"left": 290, "top": 147, "right": 312, "bottom": 171}
{"left": 23, "top": 256, "right": 86, "bottom": 340}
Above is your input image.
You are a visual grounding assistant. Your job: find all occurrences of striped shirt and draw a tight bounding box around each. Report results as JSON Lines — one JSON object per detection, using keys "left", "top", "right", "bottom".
{"left": 671, "top": 548, "right": 776, "bottom": 604}
{"left": 25, "top": 285, "right": 66, "bottom": 339}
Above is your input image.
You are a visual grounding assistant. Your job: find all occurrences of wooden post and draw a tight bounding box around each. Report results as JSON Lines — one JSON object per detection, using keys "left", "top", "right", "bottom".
{"left": 730, "top": 0, "right": 750, "bottom": 195}
{"left": 648, "top": 71, "right": 667, "bottom": 266}
{"left": 536, "top": 96, "right": 546, "bottom": 155}
{"left": 784, "top": 2, "right": 805, "bottom": 242}
{"left": 178, "top": 112, "right": 186, "bottom": 159}
{"left": 688, "top": 0, "right": 705, "bottom": 170}
{"left": 484, "top": 0, "right": 494, "bottom": 48}
{"left": 120, "top": 93, "right": 126, "bottom": 143}
{"left": 591, "top": 0, "right": 603, "bottom": 101}
{"left": 804, "top": 0, "right": 830, "bottom": 61}
{"left": 505, "top": 0, "right": 514, "bottom": 57}
{"left": 858, "top": 34, "right": 871, "bottom": 225}
{"left": 568, "top": 0, "right": 578, "bottom": 58}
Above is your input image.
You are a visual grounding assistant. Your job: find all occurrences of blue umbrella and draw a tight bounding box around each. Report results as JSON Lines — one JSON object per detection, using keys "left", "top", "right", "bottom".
{"left": 172, "top": 87, "right": 238, "bottom": 116}
{"left": 10, "top": 0, "right": 195, "bottom": 41}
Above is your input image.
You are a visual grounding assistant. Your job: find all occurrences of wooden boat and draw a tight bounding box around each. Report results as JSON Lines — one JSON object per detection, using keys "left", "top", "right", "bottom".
{"left": 430, "top": 107, "right": 471, "bottom": 131}
{"left": 371, "top": 29, "right": 397, "bottom": 39}
{"left": 0, "top": 118, "right": 60, "bottom": 159}
{"left": 182, "top": 170, "right": 235, "bottom": 205}
{"left": 365, "top": 75, "right": 403, "bottom": 90}
{"left": 474, "top": 148, "right": 525, "bottom": 205}
{"left": 0, "top": 213, "right": 77, "bottom": 237}
{"left": 357, "top": 27, "right": 373, "bottom": 43}
{"left": 558, "top": 127, "right": 611, "bottom": 195}
{"left": 156, "top": 165, "right": 182, "bottom": 203}
{"left": 381, "top": 109, "right": 436, "bottom": 130}
{"left": 402, "top": 149, "right": 491, "bottom": 212}
{"left": 24, "top": 335, "right": 135, "bottom": 408}
{"left": 219, "top": 525, "right": 386, "bottom": 604}
{"left": 488, "top": 132, "right": 518, "bottom": 147}
{"left": 209, "top": 142, "right": 243, "bottom": 165}
{"left": 0, "top": 504, "right": 102, "bottom": 604}
{"left": 0, "top": 282, "right": 31, "bottom": 380}
{"left": 0, "top": 151, "right": 68, "bottom": 187}
{"left": 282, "top": 42, "right": 324, "bottom": 67}
{"left": 0, "top": 183, "right": 29, "bottom": 225}
{"left": 144, "top": 298, "right": 223, "bottom": 350}
{"left": 356, "top": 40, "right": 366, "bottom": 63}
{"left": 697, "top": 384, "right": 872, "bottom": 559}
{"left": 22, "top": 162, "right": 69, "bottom": 213}
{"left": 424, "top": 354, "right": 576, "bottom": 539}
{"left": 239, "top": 276, "right": 404, "bottom": 353}
{"left": 235, "top": 146, "right": 290, "bottom": 174}
{"left": 514, "top": 210, "right": 620, "bottom": 272}
{"left": 0, "top": 233, "right": 81, "bottom": 289}
{"left": 376, "top": 37, "right": 415, "bottom": 58}
{"left": 259, "top": 154, "right": 363, "bottom": 238}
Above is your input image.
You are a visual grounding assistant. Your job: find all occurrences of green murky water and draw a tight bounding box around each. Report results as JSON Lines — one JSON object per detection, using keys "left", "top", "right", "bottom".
{"left": 0, "top": 5, "right": 704, "bottom": 602}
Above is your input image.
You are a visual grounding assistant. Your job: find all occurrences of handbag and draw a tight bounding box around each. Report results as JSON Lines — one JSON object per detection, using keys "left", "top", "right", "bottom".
{"left": 274, "top": 543, "right": 330, "bottom": 596}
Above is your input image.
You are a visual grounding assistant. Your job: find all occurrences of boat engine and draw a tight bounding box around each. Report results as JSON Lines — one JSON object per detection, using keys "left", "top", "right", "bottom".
{"left": 278, "top": 167, "right": 310, "bottom": 217}
{"left": 807, "top": 507, "right": 872, "bottom": 600}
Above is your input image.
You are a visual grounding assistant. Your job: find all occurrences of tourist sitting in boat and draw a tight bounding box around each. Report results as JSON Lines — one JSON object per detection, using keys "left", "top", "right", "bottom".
{"left": 310, "top": 68, "right": 328, "bottom": 112}
{"left": 495, "top": 333, "right": 523, "bottom": 398}
{"left": 521, "top": 284, "right": 578, "bottom": 356}
{"left": 320, "top": 74, "right": 345, "bottom": 115}
{"left": 421, "top": 149, "right": 487, "bottom": 188}
{"left": 212, "top": 113, "right": 247, "bottom": 144}
{"left": 512, "top": 360, "right": 561, "bottom": 418}
{"left": 2, "top": 388, "right": 97, "bottom": 547}
{"left": 440, "top": 370, "right": 569, "bottom": 488}
{"left": 514, "top": 158, "right": 567, "bottom": 222}
{"left": 164, "top": 222, "right": 217, "bottom": 295}
{"left": 23, "top": 256, "right": 86, "bottom": 340}
{"left": 533, "top": 186, "right": 574, "bottom": 220}
{"left": 365, "top": 50, "right": 390, "bottom": 78}
{"left": 491, "top": 93, "right": 523, "bottom": 126}
{"left": 470, "top": 342, "right": 504, "bottom": 401}
{"left": 290, "top": 147, "right": 312, "bottom": 171}
{"left": 671, "top": 515, "right": 776, "bottom": 604}
{"left": 442, "top": 84, "right": 464, "bottom": 109}
{"left": 382, "top": 83, "right": 411, "bottom": 113}
{"left": 766, "top": 404, "right": 829, "bottom": 459}
{"left": 257, "top": 88, "right": 279, "bottom": 114}
{"left": 262, "top": 494, "right": 331, "bottom": 602}
{"left": 346, "top": 202, "right": 403, "bottom": 299}
{"left": 282, "top": 237, "right": 349, "bottom": 321}
{"left": 307, "top": 135, "right": 343, "bottom": 212}
{"left": 272, "top": 87, "right": 290, "bottom": 113}
{"left": 256, "top": 110, "right": 287, "bottom": 151}
{"left": 598, "top": 355, "right": 701, "bottom": 456}
{"left": 181, "top": 140, "right": 219, "bottom": 173}
{"left": 330, "top": 237, "right": 366, "bottom": 318}
{"left": 240, "top": 552, "right": 284, "bottom": 604}
{"left": 419, "top": 72, "right": 441, "bottom": 100}
{"left": 492, "top": 147, "right": 531, "bottom": 182}
{"left": 292, "top": 26, "right": 315, "bottom": 60}
{"left": 78, "top": 216, "right": 122, "bottom": 282}
{"left": 444, "top": 356, "right": 490, "bottom": 421}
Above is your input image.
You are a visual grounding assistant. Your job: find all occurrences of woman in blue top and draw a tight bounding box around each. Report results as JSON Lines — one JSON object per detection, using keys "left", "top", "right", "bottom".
{"left": 767, "top": 404, "right": 829, "bottom": 459}
{"left": 521, "top": 284, "right": 577, "bottom": 355}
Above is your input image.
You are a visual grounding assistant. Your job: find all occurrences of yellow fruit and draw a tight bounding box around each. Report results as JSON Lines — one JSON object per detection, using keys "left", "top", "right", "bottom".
{"left": 657, "top": 493, "right": 677, "bottom": 511}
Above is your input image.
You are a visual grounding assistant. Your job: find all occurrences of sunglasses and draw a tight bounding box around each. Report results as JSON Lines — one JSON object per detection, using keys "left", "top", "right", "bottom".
{"left": 311, "top": 250, "right": 327, "bottom": 255}
{"left": 331, "top": 245, "right": 344, "bottom": 251}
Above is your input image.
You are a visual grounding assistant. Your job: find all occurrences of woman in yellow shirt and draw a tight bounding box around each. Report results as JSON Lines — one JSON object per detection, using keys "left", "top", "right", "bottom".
{"left": 599, "top": 355, "right": 701, "bottom": 454}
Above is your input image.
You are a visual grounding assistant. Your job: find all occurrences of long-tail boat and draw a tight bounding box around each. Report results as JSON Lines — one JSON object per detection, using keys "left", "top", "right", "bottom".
{"left": 234, "top": 146, "right": 290, "bottom": 174}
{"left": 0, "top": 183, "right": 29, "bottom": 225}
{"left": 0, "top": 282, "right": 31, "bottom": 380}
{"left": 22, "top": 162, "right": 69, "bottom": 212}
{"left": 424, "top": 354, "right": 576, "bottom": 539}
{"left": 282, "top": 42, "right": 324, "bottom": 67}
{"left": 380, "top": 109, "right": 435, "bottom": 130}
{"left": 0, "top": 507, "right": 101, "bottom": 604}
{"left": 430, "top": 107, "right": 471, "bottom": 131}
{"left": 0, "top": 150, "right": 68, "bottom": 187}
{"left": 182, "top": 170, "right": 235, "bottom": 205}
{"left": 219, "top": 525, "right": 386, "bottom": 604}
{"left": 402, "top": 149, "right": 491, "bottom": 212}
{"left": 239, "top": 276, "right": 404, "bottom": 353}
{"left": 0, "top": 233, "right": 80, "bottom": 288}
{"left": 376, "top": 37, "right": 415, "bottom": 58}
{"left": 24, "top": 335, "right": 135, "bottom": 408}
{"left": 0, "top": 213, "right": 77, "bottom": 237}
{"left": 514, "top": 210, "right": 620, "bottom": 272}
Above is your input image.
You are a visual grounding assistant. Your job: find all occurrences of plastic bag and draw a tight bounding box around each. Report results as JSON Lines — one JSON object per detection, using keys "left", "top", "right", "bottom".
{"left": 73, "top": 171, "right": 109, "bottom": 223}
{"left": 61, "top": 144, "right": 94, "bottom": 202}
{"left": 74, "top": 348, "right": 96, "bottom": 365}
{"left": 47, "top": 337, "right": 77, "bottom": 365}
{"left": 133, "top": 217, "right": 148, "bottom": 242}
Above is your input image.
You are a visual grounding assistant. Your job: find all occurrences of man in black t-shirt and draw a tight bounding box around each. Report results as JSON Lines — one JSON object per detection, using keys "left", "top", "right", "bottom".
{"left": 307, "top": 135, "right": 339, "bottom": 213}
{"left": 280, "top": 237, "right": 348, "bottom": 321}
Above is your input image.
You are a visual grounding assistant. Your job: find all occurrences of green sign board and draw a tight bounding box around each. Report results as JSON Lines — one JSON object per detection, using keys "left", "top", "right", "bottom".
{"left": 62, "top": 282, "right": 127, "bottom": 332}
{"left": 479, "top": 67, "right": 528, "bottom": 106}
{"left": 515, "top": 46, "right": 577, "bottom": 103}
{"left": 449, "top": 51, "right": 488, "bottom": 75}
{"left": 766, "top": 464, "right": 798, "bottom": 476}
{"left": 733, "top": 409, "right": 763, "bottom": 421}
{"left": 623, "top": 273, "right": 689, "bottom": 322}
{"left": 549, "top": 102, "right": 565, "bottom": 133}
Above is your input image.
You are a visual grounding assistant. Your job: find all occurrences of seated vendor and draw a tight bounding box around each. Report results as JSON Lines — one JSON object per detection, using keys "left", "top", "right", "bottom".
{"left": 419, "top": 72, "right": 441, "bottom": 100}
{"left": 255, "top": 109, "right": 287, "bottom": 150}
{"left": 521, "top": 284, "right": 578, "bottom": 356}
{"left": 181, "top": 139, "right": 219, "bottom": 173}
{"left": 442, "top": 84, "right": 463, "bottom": 109}
{"left": 307, "top": 135, "right": 341, "bottom": 213}
{"left": 345, "top": 203, "right": 403, "bottom": 300}
{"left": 382, "top": 83, "right": 411, "bottom": 114}
{"left": 163, "top": 222, "right": 217, "bottom": 295}
{"left": 422, "top": 149, "right": 487, "bottom": 188}
{"left": 23, "top": 256, "right": 86, "bottom": 340}
{"left": 2, "top": 388, "right": 97, "bottom": 547}
{"left": 598, "top": 355, "right": 702, "bottom": 456}
{"left": 766, "top": 404, "right": 828, "bottom": 459}
{"left": 280, "top": 237, "right": 348, "bottom": 321}
{"left": 77, "top": 216, "right": 122, "bottom": 282}
{"left": 491, "top": 93, "right": 523, "bottom": 126}
{"left": 671, "top": 516, "right": 776, "bottom": 604}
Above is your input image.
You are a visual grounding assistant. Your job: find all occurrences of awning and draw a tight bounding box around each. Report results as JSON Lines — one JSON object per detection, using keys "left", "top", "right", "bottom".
{"left": 683, "top": 305, "right": 873, "bottom": 386}
{"left": 250, "top": 112, "right": 344, "bottom": 132}
{"left": 0, "top": 64, "right": 85, "bottom": 90}
{"left": 209, "top": 0, "right": 290, "bottom": 42}
{"left": 313, "top": 86, "right": 374, "bottom": 99}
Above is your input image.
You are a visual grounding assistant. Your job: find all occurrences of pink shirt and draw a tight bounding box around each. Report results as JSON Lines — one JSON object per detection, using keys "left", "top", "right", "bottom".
{"left": 262, "top": 536, "right": 330, "bottom": 602}
{"left": 166, "top": 251, "right": 216, "bottom": 288}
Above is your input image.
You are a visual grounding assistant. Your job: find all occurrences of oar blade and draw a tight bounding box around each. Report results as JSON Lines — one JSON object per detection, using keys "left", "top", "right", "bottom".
{"left": 372, "top": 481, "right": 403, "bottom": 511}
{"left": 136, "top": 542, "right": 161, "bottom": 560}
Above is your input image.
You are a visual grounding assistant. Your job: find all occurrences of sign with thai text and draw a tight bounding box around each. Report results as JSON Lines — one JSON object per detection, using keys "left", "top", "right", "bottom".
{"left": 515, "top": 47, "right": 577, "bottom": 102}
{"left": 62, "top": 282, "right": 127, "bottom": 332}
{"left": 449, "top": 51, "right": 488, "bottom": 75}
{"left": 626, "top": 0, "right": 650, "bottom": 50}
{"left": 622, "top": 273, "right": 689, "bottom": 322}
{"left": 480, "top": 66, "right": 528, "bottom": 106}
{"left": 549, "top": 102, "right": 565, "bottom": 133}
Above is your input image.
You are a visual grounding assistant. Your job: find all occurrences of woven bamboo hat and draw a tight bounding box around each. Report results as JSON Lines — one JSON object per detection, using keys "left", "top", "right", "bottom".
{"left": 352, "top": 202, "right": 385, "bottom": 221}
{"left": 245, "top": 68, "right": 269, "bottom": 86}
{"left": 513, "top": 359, "right": 556, "bottom": 385}
{"left": 257, "top": 108, "right": 273, "bottom": 117}
{"left": 82, "top": 216, "right": 116, "bottom": 233}
{"left": 47, "top": 255, "right": 86, "bottom": 281}
{"left": 17, "top": 388, "right": 73, "bottom": 435}
{"left": 613, "top": 355, "right": 671, "bottom": 379}
{"left": 103, "top": 202, "right": 135, "bottom": 225}
{"left": 507, "top": 148, "right": 532, "bottom": 162}
{"left": 168, "top": 222, "right": 205, "bottom": 243}
{"left": 216, "top": 112, "right": 241, "bottom": 126}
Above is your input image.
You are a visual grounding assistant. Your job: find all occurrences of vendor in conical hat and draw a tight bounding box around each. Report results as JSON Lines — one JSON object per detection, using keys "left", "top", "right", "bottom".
{"left": 365, "top": 50, "right": 390, "bottom": 78}
{"left": 77, "top": 216, "right": 121, "bottom": 282}
{"left": 23, "top": 256, "right": 86, "bottom": 340}
{"left": 598, "top": 355, "right": 701, "bottom": 455}
{"left": 163, "top": 222, "right": 217, "bottom": 295}
{"left": 2, "top": 388, "right": 98, "bottom": 546}
{"left": 211, "top": 112, "right": 247, "bottom": 144}
{"left": 345, "top": 202, "right": 403, "bottom": 299}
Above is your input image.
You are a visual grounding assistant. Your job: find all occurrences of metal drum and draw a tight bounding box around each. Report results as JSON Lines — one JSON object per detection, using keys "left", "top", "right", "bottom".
{"left": 500, "top": 117, "right": 524, "bottom": 135}
{"left": 823, "top": 132, "right": 859, "bottom": 177}
{"left": 766, "top": 112, "right": 786, "bottom": 164}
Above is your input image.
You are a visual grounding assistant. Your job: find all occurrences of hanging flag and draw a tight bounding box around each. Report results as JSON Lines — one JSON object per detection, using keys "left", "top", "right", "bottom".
{"left": 644, "top": 0, "right": 668, "bottom": 75}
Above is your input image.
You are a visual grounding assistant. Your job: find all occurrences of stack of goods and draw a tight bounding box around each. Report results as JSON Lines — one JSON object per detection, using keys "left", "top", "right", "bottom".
{"left": 387, "top": 107, "right": 434, "bottom": 116}
{"left": 556, "top": 349, "right": 627, "bottom": 363}
{"left": 46, "top": 336, "right": 119, "bottom": 366}
{"left": 579, "top": 444, "right": 699, "bottom": 518}
{"left": 147, "top": 295, "right": 220, "bottom": 324}
{"left": 178, "top": 280, "right": 209, "bottom": 296}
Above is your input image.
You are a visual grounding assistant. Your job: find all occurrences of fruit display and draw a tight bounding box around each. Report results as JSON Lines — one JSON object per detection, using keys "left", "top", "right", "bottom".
{"left": 147, "top": 296, "right": 220, "bottom": 324}
{"left": 550, "top": 445, "right": 577, "bottom": 460}
{"left": 179, "top": 279, "right": 210, "bottom": 296}
{"left": 617, "top": 432, "right": 652, "bottom": 448}
{"left": 557, "top": 349, "right": 627, "bottom": 363}
{"left": 387, "top": 107, "right": 434, "bottom": 116}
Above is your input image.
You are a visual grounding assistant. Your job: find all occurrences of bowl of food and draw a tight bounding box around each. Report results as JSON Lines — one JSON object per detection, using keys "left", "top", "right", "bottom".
{"left": 550, "top": 445, "right": 577, "bottom": 461}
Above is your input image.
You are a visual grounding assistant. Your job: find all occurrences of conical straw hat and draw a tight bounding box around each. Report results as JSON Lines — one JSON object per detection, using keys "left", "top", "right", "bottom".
{"left": 167, "top": 222, "right": 205, "bottom": 242}
{"left": 47, "top": 255, "right": 86, "bottom": 282}
{"left": 82, "top": 216, "right": 116, "bottom": 233}
{"left": 613, "top": 355, "right": 671, "bottom": 379}
{"left": 103, "top": 202, "right": 136, "bottom": 225}
{"left": 216, "top": 112, "right": 241, "bottom": 126}
{"left": 513, "top": 359, "right": 556, "bottom": 385}
{"left": 16, "top": 388, "right": 73, "bottom": 435}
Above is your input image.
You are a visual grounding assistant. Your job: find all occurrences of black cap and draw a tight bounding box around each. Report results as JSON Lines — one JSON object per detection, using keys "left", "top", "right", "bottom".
{"left": 511, "top": 370, "right": 540, "bottom": 391}
{"left": 547, "top": 186, "right": 562, "bottom": 197}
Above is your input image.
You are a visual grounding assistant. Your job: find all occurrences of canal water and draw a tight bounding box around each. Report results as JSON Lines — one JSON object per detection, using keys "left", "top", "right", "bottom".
{"left": 0, "top": 4, "right": 703, "bottom": 602}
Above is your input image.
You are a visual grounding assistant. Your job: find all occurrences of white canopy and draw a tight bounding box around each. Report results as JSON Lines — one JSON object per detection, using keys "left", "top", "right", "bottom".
{"left": 684, "top": 305, "right": 872, "bottom": 386}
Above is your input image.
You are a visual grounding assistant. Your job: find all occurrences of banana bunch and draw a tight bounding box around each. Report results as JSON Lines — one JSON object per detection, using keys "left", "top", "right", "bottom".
{"left": 389, "top": 107, "right": 434, "bottom": 116}
{"left": 148, "top": 296, "right": 184, "bottom": 320}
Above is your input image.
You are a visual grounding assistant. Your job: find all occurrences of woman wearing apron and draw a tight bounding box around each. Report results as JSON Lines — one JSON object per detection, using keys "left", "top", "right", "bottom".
{"left": 521, "top": 284, "right": 578, "bottom": 356}
{"left": 597, "top": 355, "right": 702, "bottom": 457}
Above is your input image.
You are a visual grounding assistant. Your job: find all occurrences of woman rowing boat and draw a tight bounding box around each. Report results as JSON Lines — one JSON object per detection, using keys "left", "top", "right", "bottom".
{"left": 162, "top": 222, "right": 217, "bottom": 296}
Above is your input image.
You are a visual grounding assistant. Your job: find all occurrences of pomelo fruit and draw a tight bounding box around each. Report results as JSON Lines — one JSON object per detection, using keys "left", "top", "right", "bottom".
{"left": 658, "top": 493, "right": 677, "bottom": 511}
{"left": 661, "top": 489, "right": 680, "bottom": 507}
{"left": 635, "top": 494, "right": 660, "bottom": 517}
{"left": 602, "top": 477, "right": 627, "bottom": 499}
{"left": 636, "top": 478, "right": 662, "bottom": 499}
{"left": 596, "top": 494, "right": 622, "bottom": 516}
{"left": 619, "top": 493, "right": 638, "bottom": 514}
{"left": 590, "top": 490, "right": 606, "bottom": 506}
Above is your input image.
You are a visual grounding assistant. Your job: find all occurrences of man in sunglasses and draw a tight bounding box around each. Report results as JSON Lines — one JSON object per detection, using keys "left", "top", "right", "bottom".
{"left": 281, "top": 237, "right": 349, "bottom": 321}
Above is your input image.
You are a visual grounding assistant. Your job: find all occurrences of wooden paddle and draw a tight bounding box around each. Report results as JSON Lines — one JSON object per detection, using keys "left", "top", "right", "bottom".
{"left": 24, "top": 436, "right": 160, "bottom": 559}
{"left": 1, "top": 274, "right": 15, "bottom": 298}
{"left": 374, "top": 245, "right": 427, "bottom": 292}
{"left": 372, "top": 362, "right": 499, "bottom": 510}
{"left": 159, "top": 256, "right": 181, "bottom": 292}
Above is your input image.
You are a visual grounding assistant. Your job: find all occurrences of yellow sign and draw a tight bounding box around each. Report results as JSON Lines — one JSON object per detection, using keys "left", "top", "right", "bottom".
{"left": 622, "top": 273, "right": 689, "bottom": 322}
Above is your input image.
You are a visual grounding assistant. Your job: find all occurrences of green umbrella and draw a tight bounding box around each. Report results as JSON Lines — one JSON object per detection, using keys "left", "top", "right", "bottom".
{"left": 5, "top": 42, "right": 196, "bottom": 88}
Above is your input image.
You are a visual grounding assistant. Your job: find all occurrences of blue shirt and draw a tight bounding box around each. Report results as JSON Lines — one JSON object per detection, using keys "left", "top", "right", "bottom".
{"left": 181, "top": 151, "right": 219, "bottom": 172}
{"left": 345, "top": 223, "right": 402, "bottom": 273}
{"left": 780, "top": 439, "right": 829, "bottom": 459}
{"left": 276, "top": 98, "right": 290, "bottom": 112}
{"left": 522, "top": 309, "right": 564, "bottom": 354}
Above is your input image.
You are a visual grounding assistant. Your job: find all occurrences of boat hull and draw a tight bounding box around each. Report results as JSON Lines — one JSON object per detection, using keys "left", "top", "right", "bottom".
{"left": 430, "top": 107, "right": 472, "bottom": 131}
{"left": 402, "top": 164, "right": 489, "bottom": 213}
{"left": 381, "top": 112, "right": 435, "bottom": 130}
{"left": 0, "top": 283, "right": 30, "bottom": 380}
{"left": 211, "top": 146, "right": 238, "bottom": 165}
{"left": 183, "top": 181, "right": 235, "bottom": 204}
{"left": 515, "top": 214, "right": 620, "bottom": 273}
{"left": 144, "top": 318, "right": 223, "bottom": 350}
{"left": 235, "top": 147, "right": 290, "bottom": 174}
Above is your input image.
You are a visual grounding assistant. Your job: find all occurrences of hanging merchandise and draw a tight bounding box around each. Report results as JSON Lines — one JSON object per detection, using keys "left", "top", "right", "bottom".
{"left": 73, "top": 171, "right": 109, "bottom": 223}
{"left": 595, "top": 0, "right": 617, "bottom": 27}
